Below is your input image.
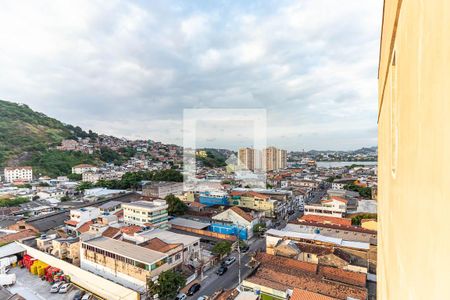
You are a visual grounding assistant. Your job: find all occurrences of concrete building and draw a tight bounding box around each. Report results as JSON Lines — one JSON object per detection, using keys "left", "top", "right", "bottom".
{"left": 65, "top": 207, "right": 100, "bottom": 233}
{"left": 72, "top": 164, "right": 98, "bottom": 175}
{"left": 304, "top": 197, "right": 348, "bottom": 218}
{"left": 122, "top": 200, "right": 169, "bottom": 228}
{"left": 80, "top": 237, "right": 171, "bottom": 292}
{"left": 211, "top": 206, "right": 260, "bottom": 240}
{"left": 142, "top": 181, "right": 183, "bottom": 198}
{"left": 377, "top": 1, "right": 450, "bottom": 298}
{"left": 230, "top": 190, "right": 284, "bottom": 218}
{"left": 238, "top": 147, "right": 287, "bottom": 172}
{"left": 4, "top": 166, "right": 33, "bottom": 183}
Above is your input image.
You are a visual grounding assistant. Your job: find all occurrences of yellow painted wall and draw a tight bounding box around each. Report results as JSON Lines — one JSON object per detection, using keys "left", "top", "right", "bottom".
{"left": 378, "top": 0, "right": 450, "bottom": 299}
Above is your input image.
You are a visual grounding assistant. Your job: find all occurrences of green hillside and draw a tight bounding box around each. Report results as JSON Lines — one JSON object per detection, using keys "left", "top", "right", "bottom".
{"left": 0, "top": 99, "right": 100, "bottom": 175}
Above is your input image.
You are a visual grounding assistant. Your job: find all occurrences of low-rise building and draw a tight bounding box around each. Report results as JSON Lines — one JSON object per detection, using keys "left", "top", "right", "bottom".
{"left": 122, "top": 200, "right": 169, "bottom": 228}
{"left": 230, "top": 191, "right": 283, "bottom": 218}
{"left": 80, "top": 236, "right": 171, "bottom": 292}
{"left": 142, "top": 181, "right": 183, "bottom": 198}
{"left": 72, "top": 164, "right": 98, "bottom": 174}
{"left": 65, "top": 207, "right": 100, "bottom": 233}
{"left": 4, "top": 166, "right": 33, "bottom": 183}
{"left": 304, "top": 197, "right": 348, "bottom": 218}
{"left": 211, "top": 206, "right": 259, "bottom": 240}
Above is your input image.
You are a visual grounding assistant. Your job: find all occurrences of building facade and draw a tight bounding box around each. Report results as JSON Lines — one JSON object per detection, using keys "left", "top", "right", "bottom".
{"left": 142, "top": 181, "right": 183, "bottom": 198}
{"left": 377, "top": 1, "right": 450, "bottom": 298}
{"left": 122, "top": 200, "right": 169, "bottom": 228}
{"left": 4, "top": 166, "right": 33, "bottom": 183}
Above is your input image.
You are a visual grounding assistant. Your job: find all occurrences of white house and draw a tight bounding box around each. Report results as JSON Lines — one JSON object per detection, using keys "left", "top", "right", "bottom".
{"left": 72, "top": 164, "right": 98, "bottom": 175}
{"left": 212, "top": 206, "right": 260, "bottom": 239}
{"left": 304, "top": 197, "right": 348, "bottom": 218}
{"left": 65, "top": 207, "right": 100, "bottom": 233}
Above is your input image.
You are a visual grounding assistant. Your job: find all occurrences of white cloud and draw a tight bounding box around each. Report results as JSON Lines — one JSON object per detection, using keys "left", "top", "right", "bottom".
{"left": 0, "top": 0, "right": 382, "bottom": 150}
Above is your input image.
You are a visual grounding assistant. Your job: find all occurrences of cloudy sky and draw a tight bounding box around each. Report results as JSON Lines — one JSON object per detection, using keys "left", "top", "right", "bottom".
{"left": 0, "top": 0, "right": 382, "bottom": 151}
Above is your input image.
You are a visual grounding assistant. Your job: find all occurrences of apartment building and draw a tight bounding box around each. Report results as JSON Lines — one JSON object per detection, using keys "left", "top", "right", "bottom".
{"left": 122, "top": 200, "right": 169, "bottom": 228}
{"left": 80, "top": 236, "right": 171, "bottom": 292}
{"left": 142, "top": 181, "right": 183, "bottom": 198}
{"left": 4, "top": 166, "right": 33, "bottom": 183}
{"left": 238, "top": 147, "right": 287, "bottom": 172}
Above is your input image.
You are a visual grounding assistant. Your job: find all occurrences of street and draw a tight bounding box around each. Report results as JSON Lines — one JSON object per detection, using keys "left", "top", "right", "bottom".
{"left": 186, "top": 237, "right": 266, "bottom": 299}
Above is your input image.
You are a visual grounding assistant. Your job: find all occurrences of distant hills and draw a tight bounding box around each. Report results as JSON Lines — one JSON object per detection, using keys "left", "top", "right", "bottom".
{"left": 0, "top": 99, "right": 100, "bottom": 174}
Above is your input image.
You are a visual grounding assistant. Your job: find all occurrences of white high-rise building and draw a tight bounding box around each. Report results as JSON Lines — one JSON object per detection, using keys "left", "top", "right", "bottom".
{"left": 4, "top": 166, "right": 33, "bottom": 183}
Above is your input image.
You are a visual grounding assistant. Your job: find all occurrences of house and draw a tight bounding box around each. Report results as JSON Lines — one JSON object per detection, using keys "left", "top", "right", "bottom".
{"left": 304, "top": 197, "right": 348, "bottom": 218}
{"left": 65, "top": 207, "right": 100, "bottom": 233}
{"left": 72, "top": 164, "right": 98, "bottom": 175}
{"left": 211, "top": 206, "right": 259, "bottom": 240}
{"left": 124, "top": 228, "right": 202, "bottom": 266}
{"left": 229, "top": 191, "right": 283, "bottom": 218}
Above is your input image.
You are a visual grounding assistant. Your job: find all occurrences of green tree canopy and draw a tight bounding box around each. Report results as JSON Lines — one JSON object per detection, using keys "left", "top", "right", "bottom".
{"left": 147, "top": 270, "right": 186, "bottom": 300}
{"left": 212, "top": 241, "right": 232, "bottom": 257}
{"left": 164, "top": 194, "right": 188, "bottom": 216}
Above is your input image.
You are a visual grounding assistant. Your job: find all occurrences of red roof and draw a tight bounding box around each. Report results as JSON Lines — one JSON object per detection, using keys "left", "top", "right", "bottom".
{"left": 230, "top": 206, "right": 254, "bottom": 222}
{"left": 77, "top": 221, "right": 93, "bottom": 233}
{"left": 64, "top": 220, "right": 79, "bottom": 227}
{"left": 299, "top": 215, "right": 352, "bottom": 226}
{"left": 291, "top": 288, "right": 337, "bottom": 300}
{"left": 230, "top": 191, "right": 269, "bottom": 199}
{"left": 102, "top": 227, "right": 121, "bottom": 239}
{"left": 0, "top": 229, "right": 36, "bottom": 244}
{"left": 121, "top": 225, "right": 141, "bottom": 235}
{"left": 322, "top": 196, "right": 348, "bottom": 204}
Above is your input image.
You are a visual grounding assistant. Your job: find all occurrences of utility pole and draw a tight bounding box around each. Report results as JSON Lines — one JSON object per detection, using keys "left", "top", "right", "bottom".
{"left": 237, "top": 226, "right": 241, "bottom": 288}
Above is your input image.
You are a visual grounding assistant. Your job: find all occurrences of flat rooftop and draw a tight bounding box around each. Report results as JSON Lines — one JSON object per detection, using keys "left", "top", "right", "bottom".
{"left": 83, "top": 236, "right": 167, "bottom": 264}
{"left": 123, "top": 200, "right": 167, "bottom": 209}
{"left": 169, "top": 217, "right": 210, "bottom": 230}
{"left": 138, "top": 228, "right": 200, "bottom": 246}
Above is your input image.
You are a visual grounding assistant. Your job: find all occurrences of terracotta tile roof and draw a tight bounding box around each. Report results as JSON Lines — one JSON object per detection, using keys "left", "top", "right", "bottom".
{"left": 246, "top": 266, "right": 367, "bottom": 300}
{"left": 0, "top": 229, "right": 36, "bottom": 244}
{"left": 76, "top": 221, "right": 93, "bottom": 233}
{"left": 230, "top": 206, "right": 254, "bottom": 222}
{"left": 299, "top": 215, "right": 352, "bottom": 226}
{"left": 64, "top": 220, "right": 79, "bottom": 227}
{"left": 188, "top": 201, "right": 206, "bottom": 208}
{"left": 120, "top": 225, "right": 142, "bottom": 235}
{"left": 114, "top": 209, "right": 124, "bottom": 218}
{"left": 291, "top": 288, "right": 337, "bottom": 300}
{"left": 101, "top": 227, "right": 121, "bottom": 239}
{"left": 142, "top": 237, "right": 182, "bottom": 253}
{"left": 255, "top": 252, "right": 318, "bottom": 273}
{"left": 73, "top": 164, "right": 96, "bottom": 168}
{"left": 230, "top": 191, "right": 269, "bottom": 199}
{"left": 322, "top": 196, "right": 348, "bottom": 204}
{"left": 319, "top": 266, "right": 367, "bottom": 287}
{"left": 296, "top": 243, "right": 332, "bottom": 256}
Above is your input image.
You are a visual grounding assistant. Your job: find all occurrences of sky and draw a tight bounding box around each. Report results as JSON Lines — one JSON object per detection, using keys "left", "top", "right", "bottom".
{"left": 0, "top": 0, "right": 382, "bottom": 151}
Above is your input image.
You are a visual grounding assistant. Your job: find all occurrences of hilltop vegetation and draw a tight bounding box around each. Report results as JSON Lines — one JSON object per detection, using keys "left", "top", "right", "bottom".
{"left": 0, "top": 99, "right": 136, "bottom": 176}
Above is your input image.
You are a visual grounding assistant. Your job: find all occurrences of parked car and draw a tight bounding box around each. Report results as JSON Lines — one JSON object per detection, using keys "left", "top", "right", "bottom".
{"left": 197, "top": 296, "right": 209, "bottom": 300}
{"left": 241, "top": 246, "right": 250, "bottom": 253}
{"left": 216, "top": 266, "right": 228, "bottom": 276}
{"left": 175, "top": 293, "right": 187, "bottom": 300}
{"left": 81, "top": 293, "right": 92, "bottom": 300}
{"left": 50, "top": 282, "right": 64, "bottom": 293}
{"left": 73, "top": 290, "right": 85, "bottom": 300}
{"left": 59, "top": 283, "right": 71, "bottom": 294}
{"left": 187, "top": 283, "right": 201, "bottom": 296}
{"left": 224, "top": 257, "right": 236, "bottom": 265}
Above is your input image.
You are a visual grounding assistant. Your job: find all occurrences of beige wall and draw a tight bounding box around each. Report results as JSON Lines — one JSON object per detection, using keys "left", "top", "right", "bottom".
{"left": 378, "top": 0, "right": 450, "bottom": 298}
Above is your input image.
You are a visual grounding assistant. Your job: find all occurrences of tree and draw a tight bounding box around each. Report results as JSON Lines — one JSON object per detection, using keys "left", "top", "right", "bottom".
{"left": 212, "top": 241, "right": 232, "bottom": 257}
{"left": 164, "top": 194, "right": 188, "bottom": 216}
{"left": 76, "top": 181, "right": 93, "bottom": 191}
{"left": 67, "top": 173, "right": 82, "bottom": 181}
{"left": 60, "top": 195, "right": 71, "bottom": 202}
{"left": 253, "top": 223, "right": 266, "bottom": 237}
{"left": 146, "top": 270, "right": 186, "bottom": 300}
